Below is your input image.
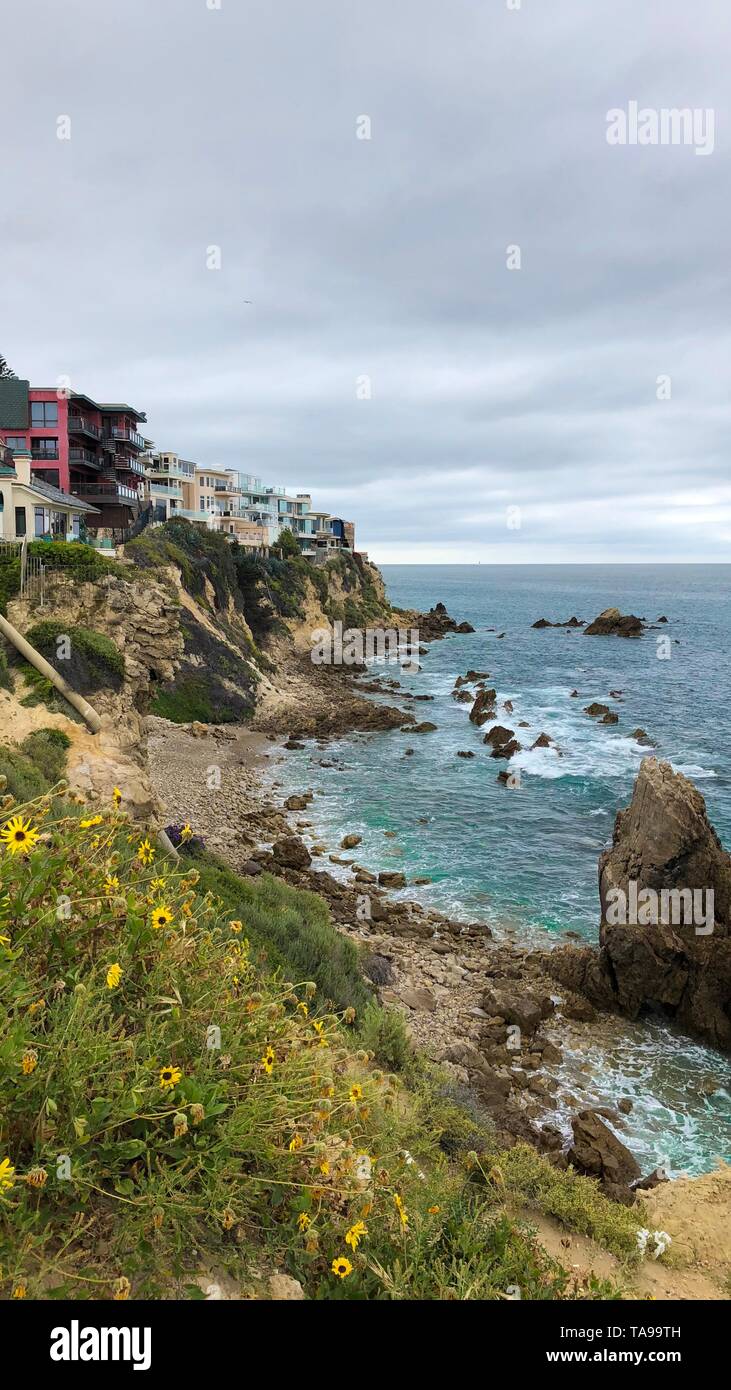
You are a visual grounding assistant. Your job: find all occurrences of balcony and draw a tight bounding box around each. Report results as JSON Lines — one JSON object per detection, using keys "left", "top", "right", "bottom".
{"left": 68, "top": 414, "right": 101, "bottom": 440}
{"left": 117, "top": 457, "right": 145, "bottom": 477}
{"left": 107, "top": 427, "right": 145, "bottom": 450}
{"left": 31, "top": 449, "right": 59, "bottom": 462}
{"left": 69, "top": 447, "right": 103, "bottom": 470}
{"left": 72, "top": 482, "right": 139, "bottom": 505}
{"left": 149, "top": 481, "right": 182, "bottom": 497}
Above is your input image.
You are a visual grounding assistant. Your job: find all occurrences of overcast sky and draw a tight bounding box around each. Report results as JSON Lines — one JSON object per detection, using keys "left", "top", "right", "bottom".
{"left": 2, "top": 0, "right": 730, "bottom": 562}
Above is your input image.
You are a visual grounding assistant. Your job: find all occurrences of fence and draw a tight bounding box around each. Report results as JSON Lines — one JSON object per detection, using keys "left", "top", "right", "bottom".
{"left": 0, "top": 537, "right": 45, "bottom": 607}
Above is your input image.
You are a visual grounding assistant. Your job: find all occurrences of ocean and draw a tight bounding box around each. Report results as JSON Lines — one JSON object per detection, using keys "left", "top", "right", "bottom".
{"left": 276, "top": 565, "right": 731, "bottom": 1175}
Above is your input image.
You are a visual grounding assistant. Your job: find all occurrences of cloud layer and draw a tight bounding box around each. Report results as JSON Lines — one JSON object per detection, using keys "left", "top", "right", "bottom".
{"left": 1, "top": 0, "right": 729, "bottom": 561}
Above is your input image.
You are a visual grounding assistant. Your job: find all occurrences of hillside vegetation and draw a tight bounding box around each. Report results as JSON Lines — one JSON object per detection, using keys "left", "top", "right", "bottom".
{"left": 0, "top": 778, "right": 641, "bottom": 1300}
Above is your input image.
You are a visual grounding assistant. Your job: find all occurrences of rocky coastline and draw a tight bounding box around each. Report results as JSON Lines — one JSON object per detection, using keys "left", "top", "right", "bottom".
{"left": 145, "top": 595, "right": 726, "bottom": 1206}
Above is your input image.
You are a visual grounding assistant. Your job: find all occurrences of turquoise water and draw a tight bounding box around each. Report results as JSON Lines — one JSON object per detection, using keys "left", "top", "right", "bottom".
{"left": 276, "top": 565, "right": 731, "bottom": 1174}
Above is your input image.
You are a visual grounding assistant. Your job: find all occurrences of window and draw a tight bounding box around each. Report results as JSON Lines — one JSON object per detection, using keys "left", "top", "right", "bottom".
{"left": 31, "top": 401, "right": 59, "bottom": 427}
{"left": 15, "top": 506, "right": 27, "bottom": 536}
{"left": 5, "top": 436, "right": 27, "bottom": 452}
{"left": 32, "top": 438, "right": 59, "bottom": 459}
{"left": 35, "top": 507, "right": 50, "bottom": 537}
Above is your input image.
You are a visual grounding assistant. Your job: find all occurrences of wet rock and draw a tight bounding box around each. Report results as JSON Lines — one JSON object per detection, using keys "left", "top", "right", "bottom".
{"left": 584, "top": 702, "right": 612, "bottom": 718}
{"left": 484, "top": 725, "right": 520, "bottom": 759}
{"left": 341, "top": 833, "right": 362, "bottom": 849}
{"left": 410, "top": 721, "right": 437, "bottom": 733}
{"left": 631, "top": 728, "right": 654, "bottom": 746}
{"left": 378, "top": 871, "right": 407, "bottom": 888}
{"left": 530, "top": 732, "right": 553, "bottom": 749}
{"left": 568, "top": 1109, "right": 641, "bottom": 1201}
{"left": 456, "top": 750, "right": 475, "bottom": 758}
{"left": 272, "top": 837, "right": 312, "bottom": 869}
{"left": 284, "top": 793, "right": 312, "bottom": 811}
{"left": 584, "top": 607, "right": 643, "bottom": 638}
{"left": 600, "top": 711, "right": 619, "bottom": 725}
{"left": 481, "top": 986, "right": 554, "bottom": 1035}
{"left": 469, "top": 689, "right": 497, "bottom": 726}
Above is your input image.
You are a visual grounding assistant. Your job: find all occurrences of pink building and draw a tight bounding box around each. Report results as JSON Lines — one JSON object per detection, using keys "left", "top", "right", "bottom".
{"left": 0, "top": 378, "right": 147, "bottom": 535}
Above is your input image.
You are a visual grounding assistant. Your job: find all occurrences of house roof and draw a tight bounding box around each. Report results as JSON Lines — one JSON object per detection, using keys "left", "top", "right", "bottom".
{"left": 17, "top": 472, "right": 100, "bottom": 514}
{"left": 0, "top": 378, "right": 30, "bottom": 429}
{"left": 68, "top": 392, "right": 147, "bottom": 423}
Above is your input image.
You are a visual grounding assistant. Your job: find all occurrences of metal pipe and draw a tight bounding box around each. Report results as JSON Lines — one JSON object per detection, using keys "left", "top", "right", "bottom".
{"left": 0, "top": 611, "right": 102, "bottom": 734}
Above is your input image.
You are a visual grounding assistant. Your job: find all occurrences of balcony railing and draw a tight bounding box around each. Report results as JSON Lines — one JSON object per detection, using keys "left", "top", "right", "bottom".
{"left": 149, "top": 481, "right": 182, "bottom": 496}
{"left": 117, "top": 457, "right": 145, "bottom": 476}
{"left": 108, "top": 427, "right": 145, "bottom": 450}
{"left": 72, "top": 482, "right": 139, "bottom": 504}
{"left": 31, "top": 449, "right": 59, "bottom": 462}
{"left": 69, "top": 447, "right": 103, "bottom": 470}
{"left": 68, "top": 415, "right": 101, "bottom": 439}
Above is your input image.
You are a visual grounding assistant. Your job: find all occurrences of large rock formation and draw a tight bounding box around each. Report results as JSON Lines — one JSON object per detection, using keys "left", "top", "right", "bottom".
{"left": 568, "top": 1110, "right": 641, "bottom": 1203}
{"left": 584, "top": 607, "right": 643, "bottom": 637}
{"left": 548, "top": 759, "right": 731, "bottom": 1048}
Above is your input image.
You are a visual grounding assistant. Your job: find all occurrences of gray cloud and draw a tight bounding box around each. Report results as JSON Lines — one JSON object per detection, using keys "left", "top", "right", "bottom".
{"left": 1, "top": 0, "right": 729, "bottom": 560}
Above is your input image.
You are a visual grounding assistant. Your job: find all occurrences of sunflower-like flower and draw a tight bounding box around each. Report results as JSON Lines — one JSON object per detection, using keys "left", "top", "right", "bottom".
{"left": 150, "top": 903, "right": 173, "bottom": 931}
{"left": 113, "top": 787, "right": 123, "bottom": 807}
{"left": 104, "top": 874, "right": 120, "bottom": 895}
{"left": 137, "top": 839, "right": 155, "bottom": 866}
{"left": 394, "top": 1193, "right": 409, "bottom": 1228}
{"left": 331, "top": 1256, "right": 353, "bottom": 1279}
{"left": 261, "top": 1046, "right": 275, "bottom": 1075}
{"left": 21, "top": 1049, "right": 38, "bottom": 1075}
{"left": 297, "top": 1211, "right": 311, "bottom": 1232}
{"left": 80, "top": 814, "right": 103, "bottom": 829}
{"left": 1, "top": 816, "right": 40, "bottom": 856}
{"left": 180, "top": 823, "right": 193, "bottom": 842}
{"left": 106, "top": 963, "right": 123, "bottom": 990}
{"left": 150, "top": 876, "right": 166, "bottom": 894}
{"left": 288, "top": 1133, "right": 303, "bottom": 1153}
{"left": 349, "top": 1083, "right": 363, "bottom": 1103}
{"left": 159, "top": 1064, "right": 182, "bottom": 1091}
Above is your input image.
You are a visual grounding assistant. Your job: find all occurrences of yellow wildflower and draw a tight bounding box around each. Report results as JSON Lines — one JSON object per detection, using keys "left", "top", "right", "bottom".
{"left": 345, "top": 1220, "right": 367, "bottom": 1251}
{"left": 104, "top": 875, "right": 120, "bottom": 895}
{"left": 28, "top": 998, "right": 45, "bottom": 1015}
{"left": 394, "top": 1193, "right": 409, "bottom": 1228}
{"left": 11, "top": 1284, "right": 27, "bottom": 1299}
{"left": 1, "top": 816, "right": 40, "bottom": 856}
{"left": 229, "top": 919, "right": 243, "bottom": 932}
{"left": 80, "top": 815, "right": 103, "bottom": 829}
{"left": 22, "top": 1049, "right": 38, "bottom": 1075}
{"left": 288, "top": 1134, "right": 303, "bottom": 1153}
{"left": 261, "top": 1046, "right": 275, "bottom": 1075}
{"left": 221, "top": 1208, "right": 235, "bottom": 1231}
{"left": 150, "top": 877, "right": 167, "bottom": 893}
{"left": 180, "top": 823, "right": 193, "bottom": 841}
{"left": 0, "top": 1156, "right": 16, "bottom": 1192}
{"left": 150, "top": 903, "right": 173, "bottom": 930}
{"left": 349, "top": 1083, "right": 363, "bottom": 1103}
{"left": 331, "top": 1256, "right": 353, "bottom": 1279}
{"left": 297, "top": 1211, "right": 311, "bottom": 1232}
{"left": 26, "top": 1166, "right": 48, "bottom": 1189}
{"left": 106, "top": 963, "right": 123, "bottom": 990}
{"left": 113, "top": 787, "right": 122, "bottom": 807}
{"left": 137, "top": 839, "right": 155, "bottom": 866}
{"left": 159, "top": 1064, "right": 182, "bottom": 1091}
{"left": 112, "top": 1276, "right": 131, "bottom": 1301}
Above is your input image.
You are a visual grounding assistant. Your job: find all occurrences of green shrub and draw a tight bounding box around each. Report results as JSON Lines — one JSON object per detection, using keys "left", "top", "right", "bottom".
{"left": 189, "top": 851, "right": 374, "bottom": 1014}
{"left": 358, "top": 1000, "right": 413, "bottom": 1071}
{"left": 476, "top": 1143, "right": 643, "bottom": 1261}
{"left": 24, "top": 622, "right": 125, "bottom": 692}
{"left": 0, "top": 727, "right": 69, "bottom": 802}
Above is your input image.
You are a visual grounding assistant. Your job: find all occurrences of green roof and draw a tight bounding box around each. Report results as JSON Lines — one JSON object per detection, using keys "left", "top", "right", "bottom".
{"left": 0, "top": 378, "right": 29, "bottom": 429}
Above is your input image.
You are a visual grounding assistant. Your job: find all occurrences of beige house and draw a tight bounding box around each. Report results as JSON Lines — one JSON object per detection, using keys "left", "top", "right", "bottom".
{"left": 0, "top": 448, "right": 98, "bottom": 541}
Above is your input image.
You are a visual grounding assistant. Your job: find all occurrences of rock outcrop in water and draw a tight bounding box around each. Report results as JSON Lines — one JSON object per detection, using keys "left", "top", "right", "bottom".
{"left": 547, "top": 758, "right": 731, "bottom": 1049}
{"left": 584, "top": 607, "right": 643, "bottom": 637}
